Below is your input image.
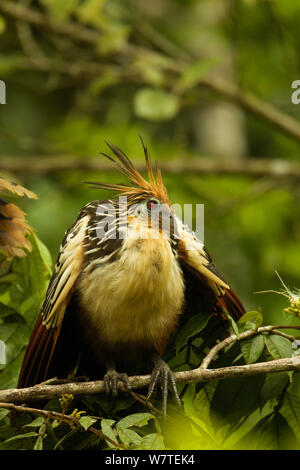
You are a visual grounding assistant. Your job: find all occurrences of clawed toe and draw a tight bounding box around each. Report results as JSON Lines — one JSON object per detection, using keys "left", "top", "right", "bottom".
{"left": 146, "top": 357, "right": 182, "bottom": 416}
{"left": 104, "top": 370, "right": 132, "bottom": 396}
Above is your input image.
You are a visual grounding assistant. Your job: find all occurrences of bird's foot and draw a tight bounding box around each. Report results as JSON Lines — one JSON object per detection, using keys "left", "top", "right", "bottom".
{"left": 146, "top": 356, "right": 182, "bottom": 416}
{"left": 104, "top": 369, "right": 132, "bottom": 396}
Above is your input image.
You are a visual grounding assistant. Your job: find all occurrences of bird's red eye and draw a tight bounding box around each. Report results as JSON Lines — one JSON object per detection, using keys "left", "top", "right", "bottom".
{"left": 147, "top": 198, "right": 159, "bottom": 211}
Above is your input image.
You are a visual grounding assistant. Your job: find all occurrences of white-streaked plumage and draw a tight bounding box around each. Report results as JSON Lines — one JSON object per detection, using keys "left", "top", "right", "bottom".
{"left": 18, "top": 140, "right": 246, "bottom": 394}
{"left": 77, "top": 215, "right": 185, "bottom": 352}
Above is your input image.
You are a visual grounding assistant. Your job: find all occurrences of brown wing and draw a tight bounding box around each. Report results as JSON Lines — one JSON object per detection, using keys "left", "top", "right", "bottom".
{"left": 177, "top": 220, "right": 246, "bottom": 321}
{"left": 18, "top": 213, "right": 89, "bottom": 388}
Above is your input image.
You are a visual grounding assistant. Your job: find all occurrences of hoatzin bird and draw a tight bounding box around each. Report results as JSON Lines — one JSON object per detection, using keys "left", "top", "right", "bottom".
{"left": 0, "top": 177, "right": 37, "bottom": 258}
{"left": 18, "top": 141, "right": 246, "bottom": 414}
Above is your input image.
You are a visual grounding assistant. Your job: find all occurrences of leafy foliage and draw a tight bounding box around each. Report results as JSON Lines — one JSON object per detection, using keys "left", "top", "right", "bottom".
{"left": 0, "top": 234, "right": 51, "bottom": 389}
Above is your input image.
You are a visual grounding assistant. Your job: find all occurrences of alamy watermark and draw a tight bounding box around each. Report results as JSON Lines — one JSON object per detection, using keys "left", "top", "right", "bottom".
{"left": 0, "top": 80, "right": 6, "bottom": 104}
{"left": 291, "top": 80, "right": 300, "bottom": 105}
{"left": 94, "top": 197, "right": 205, "bottom": 247}
{"left": 292, "top": 340, "right": 300, "bottom": 356}
{"left": 0, "top": 340, "right": 6, "bottom": 365}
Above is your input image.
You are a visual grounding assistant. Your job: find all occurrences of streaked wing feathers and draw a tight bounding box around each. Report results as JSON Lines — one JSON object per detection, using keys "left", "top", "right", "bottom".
{"left": 42, "top": 215, "right": 89, "bottom": 329}
{"left": 177, "top": 221, "right": 229, "bottom": 291}
{"left": 18, "top": 214, "right": 89, "bottom": 388}
{"left": 177, "top": 221, "right": 245, "bottom": 320}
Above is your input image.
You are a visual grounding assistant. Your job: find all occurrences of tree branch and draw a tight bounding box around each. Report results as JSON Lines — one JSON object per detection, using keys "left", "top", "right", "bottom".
{"left": 1, "top": 156, "right": 300, "bottom": 179}
{"left": 1, "top": 325, "right": 299, "bottom": 404}
{"left": 200, "top": 77, "right": 300, "bottom": 143}
{"left": 0, "top": 0, "right": 100, "bottom": 44}
{"left": 0, "top": 356, "right": 300, "bottom": 404}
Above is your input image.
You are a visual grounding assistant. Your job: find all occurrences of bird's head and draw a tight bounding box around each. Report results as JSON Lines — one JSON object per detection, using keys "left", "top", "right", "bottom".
{"left": 85, "top": 140, "right": 177, "bottom": 239}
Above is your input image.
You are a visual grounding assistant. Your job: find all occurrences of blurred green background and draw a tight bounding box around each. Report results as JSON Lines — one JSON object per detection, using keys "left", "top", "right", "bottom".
{"left": 1, "top": 0, "right": 300, "bottom": 327}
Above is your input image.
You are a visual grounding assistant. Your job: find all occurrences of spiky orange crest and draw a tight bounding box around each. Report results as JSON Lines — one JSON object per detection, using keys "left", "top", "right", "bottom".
{"left": 85, "top": 140, "right": 171, "bottom": 205}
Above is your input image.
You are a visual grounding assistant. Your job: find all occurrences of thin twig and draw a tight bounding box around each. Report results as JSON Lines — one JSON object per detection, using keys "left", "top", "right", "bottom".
{"left": 16, "top": 56, "right": 105, "bottom": 78}
{"left": 0, "top": 0, "right": 100, "bottom": 44}
{"left": 200, "top": 324, "right": 300, "bottom": 369}
{"left": 272, "top": 329, "right": 295, "bottom": 342}
{"left": 129, "top": 391, "right": 162, "bottom": 416}
{"left": 1, "top": 156, "right": 300, "bottom": 180}
{"left": 0, "top": 401, "right": 123, "bottom": 449}
{"left": 16, "top": 0, "right": 46, "bottom": 60}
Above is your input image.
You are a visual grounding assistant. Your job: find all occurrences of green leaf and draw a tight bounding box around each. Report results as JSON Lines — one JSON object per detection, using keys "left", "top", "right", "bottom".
{"left": 101, "top": 419, "right": 118, "bottom": 449}
{"left": 24, "top": 417, "right": 45, "bottom": 428}
{"left": 0, "top": 273, "right": 18, "bottom": 285}
{"left": 176, "top": 313, "right": 212, "bottom": 353}
{"left": 9, "top": 234, "right": 50, "bottom": 310}
{"left": 33, "top": 435, "right": 43, "bottom": 450}
{"left": 116, "top": 413, "right": 154, "bottom": 430}
{"left": 134, "top": 88, "right": 179, "bottom": 121}
{"left": 223, "top": 309, "right": 240, "bottom": 338}
{"left": 0, "top": 303, "right": 18, "bottom": 319}
{"left": 234, "top": 412, "right": 298, "bottom": 450}
{"left": 25, "top": 233, "right": 51, "bottom": 294}
{"left": 254, "top": 413, "right": 296, "bottom": 450}
{"left": 0, "top": 408, "right": 10, "bottom": 422}
{"left": 118, "top": 428, "right": 142, "bottom": 448}
{"left": 240, "top": 334, "right": 264, "bottom": 363}
{"left": 261, "top": 372, "right": 290, "bottom": 403}
{"left": 32, "top": 233, "right": 53, "bottom": 276}
{"left": 280, "top": 392, "right": 300, "bottom": 441}
{"left": 19, "top": 294, "right": 43, "bottom": 327}
{"left": 264, "top": 334, "right": 293, "bottom": 360}
{"left": 140, "top": 433, "right": 165, "bottom": 450}
{"left": 210, "top": 374, "right": 266, "bottom": 427}
{"left": 0, "top": 350, "right": 24, "bottom": 389}
{"left": 238, "top": 311, "right": 263, "bottom": 329}
{"left": 0, "top": 431, "right": 38, "bottom": 450}
{"left": 53, "top": 429, "right": 77, "bottom": 450}
{"left": 194, "top": 382, "right": 218, "bottom": 425}
{"left": 0, "top": 322, "right": 29, "bottom": 366}
{"left": 79, "top": 415, "right": 97, "bottom": 431}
